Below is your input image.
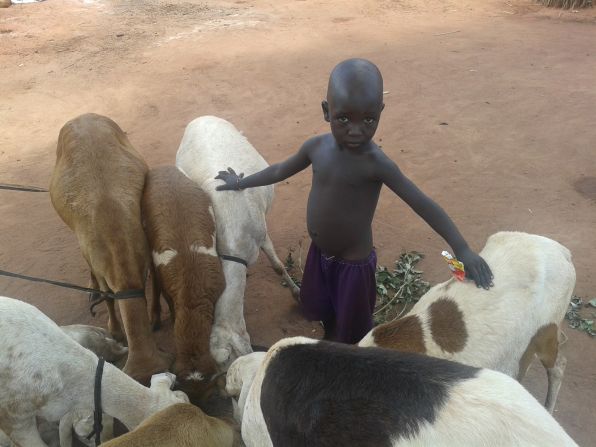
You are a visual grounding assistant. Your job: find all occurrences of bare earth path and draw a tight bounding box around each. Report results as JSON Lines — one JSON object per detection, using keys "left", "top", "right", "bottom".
{"left": 1, "top": 0, "right": 595, "bottom": 444}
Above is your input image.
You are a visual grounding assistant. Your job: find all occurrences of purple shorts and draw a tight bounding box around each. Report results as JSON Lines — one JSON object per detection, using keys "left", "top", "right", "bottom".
{"left": 299, "top": 242, "right": 377, "bottom": 344}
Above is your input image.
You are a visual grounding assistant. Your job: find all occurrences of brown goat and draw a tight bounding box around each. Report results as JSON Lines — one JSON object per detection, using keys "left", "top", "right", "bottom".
{"left": 142, "top": 166, "right": 225, "bottom": 401}
{"left": 101, "top": 403, "right": 240, "bottom": 447}
{"left": 49, "top": 113, "right": 171, "bottom": 383}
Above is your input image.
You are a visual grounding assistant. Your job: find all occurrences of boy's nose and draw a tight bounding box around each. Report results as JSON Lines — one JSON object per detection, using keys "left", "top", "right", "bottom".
{"left": 348, "top": 125, "right": 363, "bottom": 136}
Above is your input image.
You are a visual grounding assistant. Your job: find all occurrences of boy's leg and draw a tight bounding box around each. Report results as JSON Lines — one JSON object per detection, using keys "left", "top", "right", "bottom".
{"left": 329, "top": 252, "right": 377, "bottom": 344}
{"left": 299, "top": 242, "right": 334, "bottom": 324}
{"left": 322, "top": 317, "right": 337, "bottom": 340}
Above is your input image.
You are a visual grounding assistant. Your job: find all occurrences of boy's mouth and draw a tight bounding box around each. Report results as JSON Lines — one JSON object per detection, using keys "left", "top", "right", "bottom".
{"left": 344, "top": 140, "right": 364, "bottom": 148}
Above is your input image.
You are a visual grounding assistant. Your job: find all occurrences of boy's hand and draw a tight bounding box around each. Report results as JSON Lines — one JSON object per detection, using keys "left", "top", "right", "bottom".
{"left": 215, "top": 167, "right": 244, "bottom": 191}
{"left": 456, "top": 248, "right": 493, "bottom": 290}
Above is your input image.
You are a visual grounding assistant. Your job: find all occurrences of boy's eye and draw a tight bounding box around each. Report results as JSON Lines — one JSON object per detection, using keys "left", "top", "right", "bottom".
{"left": 364, "top": 118, "right": 375, "bottom": 125}
{"left": 337, "top": 117, "right": 349, "bottom": 124}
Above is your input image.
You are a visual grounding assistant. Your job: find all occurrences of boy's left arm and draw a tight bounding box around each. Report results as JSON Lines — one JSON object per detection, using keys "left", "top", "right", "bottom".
{"left": 377, "top": 155, "right": 493, "bottom": 289}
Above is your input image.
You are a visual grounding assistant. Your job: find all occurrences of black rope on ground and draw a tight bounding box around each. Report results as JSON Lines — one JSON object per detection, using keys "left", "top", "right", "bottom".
{"left": 0, "top": 183, "right": 48, "bottom": 192}
{"left": 0, "top": 269, "right": 145, "bottom": 315}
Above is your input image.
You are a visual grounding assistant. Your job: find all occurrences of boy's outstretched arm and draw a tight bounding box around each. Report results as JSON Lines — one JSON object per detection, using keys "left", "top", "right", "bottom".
{"left": 378, "top": 155, "right": 493, "bottom": 289}
{"left": 215, "top": 140, "right": 313, "bottom": 191}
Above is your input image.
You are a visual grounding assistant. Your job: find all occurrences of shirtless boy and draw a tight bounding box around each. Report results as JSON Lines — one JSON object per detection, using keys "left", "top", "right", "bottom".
{"left": 215, "top": 58, "right": 493, "bottom": 344}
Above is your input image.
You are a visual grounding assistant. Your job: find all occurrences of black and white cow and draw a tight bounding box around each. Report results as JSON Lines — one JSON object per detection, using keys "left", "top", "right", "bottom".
{"left": 226, "top": 337, "right": 577, "bottom": 447}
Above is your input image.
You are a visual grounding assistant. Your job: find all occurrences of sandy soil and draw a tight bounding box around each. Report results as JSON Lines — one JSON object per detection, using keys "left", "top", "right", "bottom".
{"left": 1, "top": 0, "right": 595, "bottom": 444}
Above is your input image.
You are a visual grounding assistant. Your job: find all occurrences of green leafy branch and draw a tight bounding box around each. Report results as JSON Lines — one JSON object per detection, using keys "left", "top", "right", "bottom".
{"left": 566, "top": 295, "right": 596, "bottom": 337}
{"left": 282, "top": 247, "right": 303, "bottom": 288}
{"left": 374, "top": 251, "right": 430, "bottom": 325}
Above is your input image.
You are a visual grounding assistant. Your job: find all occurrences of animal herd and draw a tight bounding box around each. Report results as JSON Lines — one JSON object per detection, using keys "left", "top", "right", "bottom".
{"left": 0, "top": 113, "right": 581, "bottom": 446}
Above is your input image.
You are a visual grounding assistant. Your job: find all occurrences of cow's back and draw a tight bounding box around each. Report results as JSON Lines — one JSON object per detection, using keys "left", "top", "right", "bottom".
{"left": 176, "top": 116, "right": 273, "bottom": 264}
{"left": 143, "top": 165, "right": 225, "bottom": 311}
{"left": 49, "top": 113, "right": 150, "bottom": 285}
{"left": 406, "top": 231, "right": 575, "bottom": 376}
{"left": 143, "top": 165, "right": 217, "bottom": 254}
{"left": 50, "top": 113, "right": 148, "bottom": 228}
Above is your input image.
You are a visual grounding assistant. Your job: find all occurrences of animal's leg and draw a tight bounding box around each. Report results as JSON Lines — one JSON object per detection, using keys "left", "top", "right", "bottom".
{"left": 58, "top": 413, "right": 73, "bottom": 447}
{"left": 537, "top": 329, "right": 567, "bottom": 414}
{"left": 93, "top": 272, "right": 125, "bottom": 343}
{"left": 211, "top": 262, "right": 253, "bottom": 369}
{"left": 106, "top": 299, "right": 125, "bottom": 344}
{"left": 322, "top": 318, "right": 338, "bottom": 341}
{"left": 163, "top": 291, "right": 175, "bottom": 323}
{"left": 0, "top": 428, "right": 13, "bottom": 447}
{"left": 7, "top": 417, "right": 48, "bottom": 447}
{"left": 150, "top": 264, "right": 162, "bottom": 331}
{"left": 534, "top": 325, "right": 565, "bottom": 413}
{"left": 516, "top": 345, "right": 536, "bottom": 383}
{"left": 88, "top": 272, "right": 101, "bottom": 304}
{"left": 544, "top": 352, "right": 566, "bottom": 414}
{"left": 261, "top": 233, "right": 300, "bottom": 301}
{"left": 118, "top": 298, "right": 173, "bottom": 383}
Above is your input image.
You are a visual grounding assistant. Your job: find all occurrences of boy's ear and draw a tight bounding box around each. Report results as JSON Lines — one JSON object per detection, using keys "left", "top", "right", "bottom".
{"left": 321, "top": 100, "right": 330, "bottom": 122}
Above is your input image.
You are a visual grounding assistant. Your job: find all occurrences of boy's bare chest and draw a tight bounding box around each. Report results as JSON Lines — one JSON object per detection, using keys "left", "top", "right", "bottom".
{"left": 311, "top": 151, "right": 376, "bottom": 187}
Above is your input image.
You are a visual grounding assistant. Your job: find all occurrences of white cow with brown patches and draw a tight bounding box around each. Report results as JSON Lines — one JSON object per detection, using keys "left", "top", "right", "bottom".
{"left": 175, "top": 116, "right": 300, "bottom": 369}
{"left": 359, "top": 231, "right": 575, "bottom": 413}
{"left": 142, "top": 166, "right": 225, "bottom": 403}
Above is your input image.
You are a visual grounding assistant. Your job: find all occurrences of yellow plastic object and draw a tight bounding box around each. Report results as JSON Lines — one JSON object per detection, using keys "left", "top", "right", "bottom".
{"left": 441, "top": 251, "right": 465, "bottom": 281}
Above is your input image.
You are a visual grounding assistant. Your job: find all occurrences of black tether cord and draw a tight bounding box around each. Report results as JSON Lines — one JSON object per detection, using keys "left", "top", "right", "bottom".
{"left": 86, "top": 357, "right": 105, "bottom": 445}
{"left": 0, "top": 183, "right": 48, "bottom": 192}
{"left": 0, "top": 269, "right": 145, "bottom": 315}
{"left": 220, "top": 254, "right": 248, "bottom": 267}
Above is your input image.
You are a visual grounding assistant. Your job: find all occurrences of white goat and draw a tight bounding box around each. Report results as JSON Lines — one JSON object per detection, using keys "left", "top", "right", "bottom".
{"left": 227, "top": 337, "right": 578, "bottom": 447}
{"left": 359, "top": 231, "right": 575, "bottom": 413}
{"left": 1, "top": 323, "right": 127, "bottom": 447}
{"left": 175, "top": 116, "right": 300, "bottom": 369}
{"left": 225, "top": 352, "right": 266, "bottom": 423}
{"left": 61, "top": 324, "right": 128, "bottom": 364}
{"left": 0, "top": 296, "right": 188, "bottom": 447}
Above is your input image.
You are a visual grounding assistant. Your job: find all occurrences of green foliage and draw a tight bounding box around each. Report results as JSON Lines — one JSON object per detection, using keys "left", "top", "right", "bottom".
{"left": 566, "top": 296, "right": 596, "bottom": 337}
{"left": 536, "top": 0, "right": 593, "bottom": 8}
{"left": 282, "top": 250, "right": 302, "bottom": 288}
{"left": 374, "top": 251, "right": 430, "bottom": 325}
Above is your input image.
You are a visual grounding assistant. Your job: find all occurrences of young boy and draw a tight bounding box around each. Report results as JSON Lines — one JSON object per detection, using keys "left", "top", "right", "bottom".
{"left": 215, "top": 58, "right": 493, "bottom": 344}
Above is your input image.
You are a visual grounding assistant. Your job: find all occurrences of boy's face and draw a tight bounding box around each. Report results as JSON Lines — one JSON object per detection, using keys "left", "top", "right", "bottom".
{"left": 322, "top": 93, "right": 384, "bottom": 150}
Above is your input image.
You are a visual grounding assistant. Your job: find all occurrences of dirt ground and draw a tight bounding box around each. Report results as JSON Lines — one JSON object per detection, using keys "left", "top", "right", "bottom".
{"left": 1, "top": 0, "right": 595, "bottom": 444}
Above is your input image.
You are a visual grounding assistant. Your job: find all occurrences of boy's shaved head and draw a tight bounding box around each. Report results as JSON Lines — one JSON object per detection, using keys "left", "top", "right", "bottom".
{"left": 327, "top": 58, "right": 383, "bottom": 104}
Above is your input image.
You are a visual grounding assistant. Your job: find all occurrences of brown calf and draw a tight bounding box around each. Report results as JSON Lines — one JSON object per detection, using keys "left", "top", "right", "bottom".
{"left": 142, "top": 166, "right": 225, "bottom": 401}
{"left": 101, "top": 403, "right": 240, "bottom": 447}
{"left": 49, "top": 113, "right": 171, "bottom": 383}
